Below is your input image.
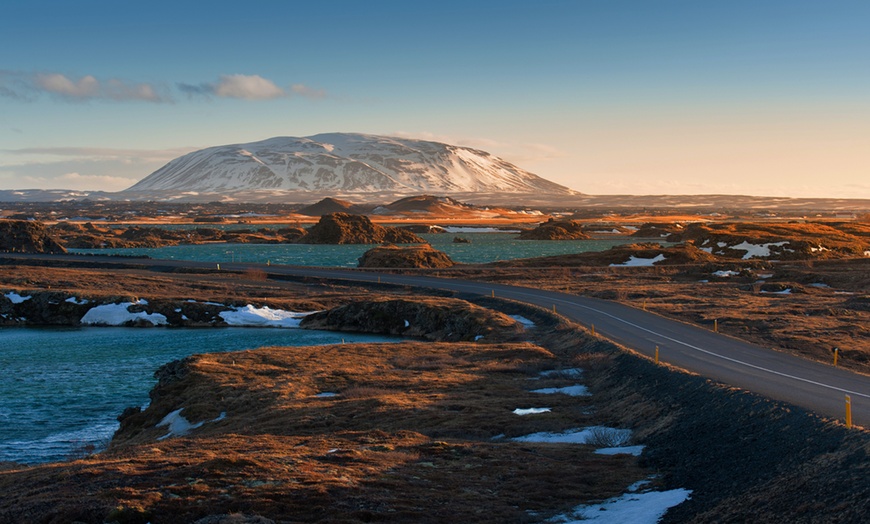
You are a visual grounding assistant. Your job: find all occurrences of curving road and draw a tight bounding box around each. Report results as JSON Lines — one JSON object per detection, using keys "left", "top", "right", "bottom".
{"left": 3, "top": 254, "right": 868, "bottom": 427}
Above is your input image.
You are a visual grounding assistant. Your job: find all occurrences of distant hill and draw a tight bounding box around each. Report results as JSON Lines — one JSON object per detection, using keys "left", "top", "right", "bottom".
{"left": 297, "top": 197, "right": 365, "bottom": 217}
{"left": 120, "top": 133, "right": 578, "bottom": 198}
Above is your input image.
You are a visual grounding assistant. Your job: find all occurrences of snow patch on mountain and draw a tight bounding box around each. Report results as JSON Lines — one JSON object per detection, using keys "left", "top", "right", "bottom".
{"left": 124, "top": 133, "right": 577, "bottom": 196}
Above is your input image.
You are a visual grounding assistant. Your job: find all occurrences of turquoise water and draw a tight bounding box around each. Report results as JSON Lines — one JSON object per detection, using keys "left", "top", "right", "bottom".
{"left": 70, "top": 232, "right": 641, "bottom": 267}
{"left": 0, "top": 327, "right": 395, "bottom": 464}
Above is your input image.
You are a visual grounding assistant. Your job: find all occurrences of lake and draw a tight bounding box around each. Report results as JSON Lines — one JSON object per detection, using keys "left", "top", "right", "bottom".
{"left": 70, "top": 232, "right": 644, "bottom": 266}
{"left": 0, "top": 327, "right": 396, "bottom": 464}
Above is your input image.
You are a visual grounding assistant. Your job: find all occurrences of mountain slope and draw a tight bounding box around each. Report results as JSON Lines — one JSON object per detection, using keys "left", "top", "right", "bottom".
{"left": 123, "top": 133, "right": 577, "bottom": 196}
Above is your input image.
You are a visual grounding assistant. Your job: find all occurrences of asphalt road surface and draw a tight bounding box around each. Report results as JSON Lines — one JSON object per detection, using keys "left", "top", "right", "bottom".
{"left": 4, "top": 253, "right": 868, "bottom": 428}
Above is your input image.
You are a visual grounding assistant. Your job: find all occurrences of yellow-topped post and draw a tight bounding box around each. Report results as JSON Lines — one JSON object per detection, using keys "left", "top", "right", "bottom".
{"left": 655, "top": 345, "right": 659, "bottom": 365}
{"left": 833, "top": 347, "right": 839, "bottom": 367}
{"left": 845, "top": 395, "right": 852, "bottom": 429}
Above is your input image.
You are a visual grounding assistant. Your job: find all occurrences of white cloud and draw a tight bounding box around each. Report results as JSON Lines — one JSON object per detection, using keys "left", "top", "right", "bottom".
{"left": 35, "top": 73, "right": 100, "bottom": 98}
{"left": 214, "top": 74, "right": 286, "bottom": 100}
{"left": 290, "top": 83, "right": 326, "bottom": 99}
{"left": 4, "top": 72, "right": 169, "bottom": 102}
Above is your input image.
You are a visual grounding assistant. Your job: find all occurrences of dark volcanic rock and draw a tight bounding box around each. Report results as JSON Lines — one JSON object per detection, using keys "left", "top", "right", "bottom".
{"left": 298, "top": 213, "right": 425, "bottom": 244}
{"left": 517, "top": 218, "right": 590, "bottom": 240}
{"left": 300, "top": 297, "right": 524, "bottom": 342}
{"left": 357, "top": 244, "right": 455, "bottom": 268}
{"left": 0, "top": 220, "right": 66, "bottom": 253}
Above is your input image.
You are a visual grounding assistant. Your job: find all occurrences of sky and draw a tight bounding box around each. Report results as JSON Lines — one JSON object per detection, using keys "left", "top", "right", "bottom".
{"left": 1, "top": 0, "right": 868, "bottom": 198}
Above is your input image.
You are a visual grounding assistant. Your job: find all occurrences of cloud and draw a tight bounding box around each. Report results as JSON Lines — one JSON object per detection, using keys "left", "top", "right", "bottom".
{"left": 1, "top": 71, "right": 169, "bottom": 103}
{"left": 290, "top": 83, "right": 326, "bottom": 99}
{"left": 214, "top": 74, "right": 286, "bottom": 100}
{"left": 3, "top": 71, "right": 325, "bottom": 103}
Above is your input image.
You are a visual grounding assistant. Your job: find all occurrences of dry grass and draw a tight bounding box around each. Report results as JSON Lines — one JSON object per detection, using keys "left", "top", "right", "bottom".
{"left": 0, "top": 339, "right": 649, "bottom": 523}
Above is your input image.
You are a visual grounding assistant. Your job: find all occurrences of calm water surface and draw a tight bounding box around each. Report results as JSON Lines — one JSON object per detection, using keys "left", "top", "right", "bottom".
{"left": 0, "top": 327, "right": 395, "bottom": 464}
{"left": 70, "top": 232, "right": 644, "bottom": 266}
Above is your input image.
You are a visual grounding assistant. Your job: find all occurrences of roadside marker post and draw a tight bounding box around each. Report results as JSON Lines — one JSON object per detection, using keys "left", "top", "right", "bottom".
{"left": 845, "top": 395, "right": 852, "bottom": 429}
{"left": 553, "top": 304, "right": 556, "bottom": 314}
{"left": 590, "top": 324, "right": 595, "bottom": 336}
{"left": 216, "top": 263, "right": 220, "bottom": 270}
{"left": 655, "top": 345, "right": 659, "bottom": 365}
{"left": 833, "top": 347, "right": 839, "bottom": 367}
{"left": 714, "top": 319, "right": 718, "bottom": 333}
{"left": 491, "top": 290, "right": 495, "bottom": 298}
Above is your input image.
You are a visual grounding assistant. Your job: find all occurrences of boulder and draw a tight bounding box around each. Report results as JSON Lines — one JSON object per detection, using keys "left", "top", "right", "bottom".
{"left": 357, "top": 244, "right": 455, "bottom": 268}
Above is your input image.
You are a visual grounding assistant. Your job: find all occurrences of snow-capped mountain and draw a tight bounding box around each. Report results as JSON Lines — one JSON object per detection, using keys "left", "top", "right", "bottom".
{"left": 123, "top": 133, "right": 577, "bottom": 196}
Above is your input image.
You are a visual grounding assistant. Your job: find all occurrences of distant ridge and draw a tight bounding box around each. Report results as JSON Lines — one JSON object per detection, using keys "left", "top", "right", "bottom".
{"left": 122, "top": 133, "right": 577, "bottom": 198}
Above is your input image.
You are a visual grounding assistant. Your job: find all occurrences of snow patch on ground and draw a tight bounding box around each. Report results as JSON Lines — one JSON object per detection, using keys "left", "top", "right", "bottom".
{"left": 513, "top": 407, "right": 551, "bottom": 415}
{"left": 594, "top": 445, "right": 645, "bottom": 456}
{"left": 4, "top": 292, "right": 31, "bottom": 304}
{"left": 531, "top": 385, "right": 591, "bottom": 397}
{"left": 65, "top": 296, "right": 89, "bottom": 305}
{"left": 314, "top": 392, "right": 338, "bottom": 398}
{"left": 761, "top": 288, "right": 792, "bottom": 295}
{"left": 512, "top": 426, "right": 632, "bottom": 444}
{"left": 157, "top": 408, "right": 226, "bottom": 440}
{"left": 80, "top": 301, "right": 168, "bottom": 326}
{"left": 539, "top": 368, "right": 584, "bottom": 379}
{"left": 610, "top": 254, "right": 666, "bottom": 267}
{"left": 510, "top": 315, "right": 536, "bottom": 329}
{"left": 712, "top": 270, "right": 740, "bottom": 277}
{"left": 219, "top": 305, "right": 313, "bottom": 327}
{"left": 443, "top": 227, "right": 520, "bottom": 233}
{"left": 731, "top": 241, "right": 788, "bottom": 259}
{"left": 550, "top": 488, "right": 692, "bottom": 523}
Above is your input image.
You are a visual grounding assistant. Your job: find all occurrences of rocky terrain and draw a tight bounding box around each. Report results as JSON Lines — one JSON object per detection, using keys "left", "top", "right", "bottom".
{"left": 0, "top": 220, "right": 66, "bottom": 253}
{"left": 299, "top": 213, "right": 424, "bottom": 244}
{"left": 0, "top": 265, "right": 866, "bottom": 523}
{"left": 299, "top": 297, "right": 522, "bottom": 342}
{"left": 357, "top": 244, "right": 455, "bottom": 269}
{"left": 490, "top": 242, "right": 721, "bottom": 268}
{"left": 517, "top": 218, "right": 590, "bottom": 240}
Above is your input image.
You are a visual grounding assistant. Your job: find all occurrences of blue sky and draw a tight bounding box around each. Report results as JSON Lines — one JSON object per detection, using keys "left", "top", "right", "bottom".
{"left": 1, "top": 0, "right": 868, "bottom": 197}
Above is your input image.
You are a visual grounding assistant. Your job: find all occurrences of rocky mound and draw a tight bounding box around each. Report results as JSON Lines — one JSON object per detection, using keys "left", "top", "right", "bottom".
{"left": 300, "top": 297, "right": 524, "bottom": 342}
{"left": 518, "top": 218, "right": 590, "bottom": 240}
{"left": 357, "top": 244, "right": 456, "bottom": 268}
{"left": 0, "top": 220, "right": 66, "bottom": 253}
{"left": 377, "top": 195, "right": 473, "bottom": 214}
{"left": 673, "top": 222, "right": 870, "bottom": 260}
{"left": 296, "top": 197, "right": 360, "bottom": 217}
{"left": 49, "top": 224, "right": 307, "bottom": 249}
{"left": 298, "top": 213, "right": 425, "bottom": 244}
{"left": 490, "top": 242, "right": 721, "bottom": 267}
{"left": 630, "top": 222, "right": 687, "bottom": 238}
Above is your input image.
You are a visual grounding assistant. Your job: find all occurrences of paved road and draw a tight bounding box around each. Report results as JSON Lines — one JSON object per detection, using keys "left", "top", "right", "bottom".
{"left": 4, "top": 253, "right": 868, "bottom": 427}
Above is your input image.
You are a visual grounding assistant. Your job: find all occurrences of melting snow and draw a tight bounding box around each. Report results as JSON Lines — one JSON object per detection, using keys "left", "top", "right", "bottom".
{"left": 712, "top": 270, "right": 740, "bottom": 277}
{"left": 731, "top": 241, "right": 788, "bottom": 259}
{"left": 511, "top": 315, "right": 536, "bottom": 329}
{"left": 512, "top": 426, "right": 632, "bottom": 444}
{"left": 157, "top": 408, "right": 226, "bottom": 440}
{"left": 595, "top": 445, "right": 645, "bottom": 456}
{"left": 4, "top": 292, "right": 31, "bottom": 304}
{"left": 65, "top": 296, "right": 89, "bottom": 305}
{"left": 80, "top": 301, "right": 168, "bottom": 326}
{"left": 513, "top": 407, "right": 551, "bottom": 415}
{"left": 219, "top": 305, "right": 313, "bottom": 327}
{"left": 539, "top": 368, "right": 584, "bottom": 378}
{"left": 550, "top": 488, "right": 692, "bottom": 523}
{"left": 761, "top": 288, "right": 792, "bottom": 295}
{"left": 610, "top": 254, "right": 666, "bottom": 267}
{"left": 532, "top": 385, "right": 591, "bottom": 397}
